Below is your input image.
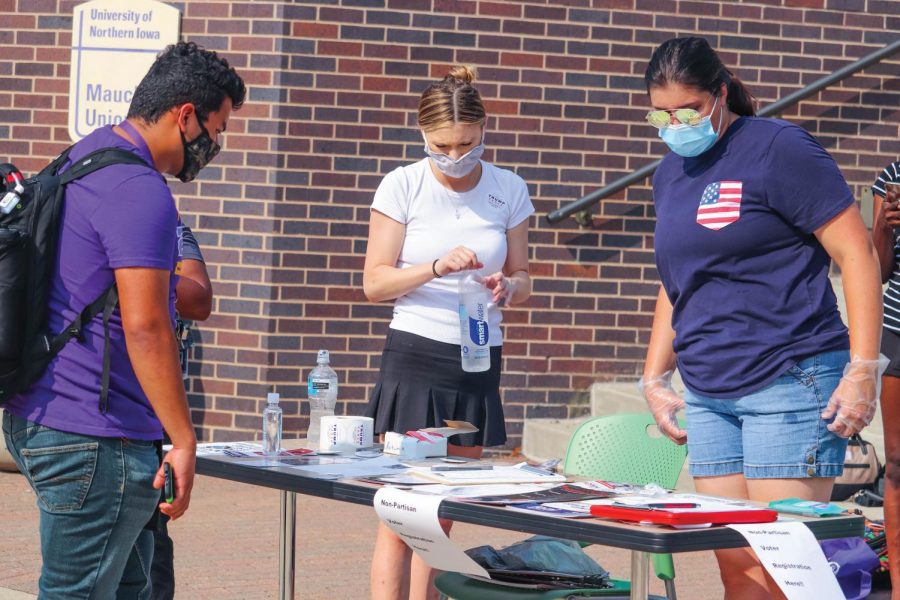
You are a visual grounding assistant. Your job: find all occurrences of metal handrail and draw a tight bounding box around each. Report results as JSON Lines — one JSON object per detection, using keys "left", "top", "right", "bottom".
{"left": 546, "top": 37, "right": 900, "bottom": 224}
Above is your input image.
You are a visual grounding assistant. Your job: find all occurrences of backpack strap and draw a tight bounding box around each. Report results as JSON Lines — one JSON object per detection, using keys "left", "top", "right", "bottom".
{"left": 24, "top": 145, "right": 75, "bottom": 180}
{"left": 60, "top": 147, "right": 149, "bottom": 184}
{"left": 99, "top": 285, "right": 119, "bottom": 413}
{"left": 46, "top": 284, "right": 118, "bottom": 411}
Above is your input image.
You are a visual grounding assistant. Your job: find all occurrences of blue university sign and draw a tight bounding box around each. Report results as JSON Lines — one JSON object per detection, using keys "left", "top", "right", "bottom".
{"left": 68, "top": 0, "right": 180, "bottom": 141}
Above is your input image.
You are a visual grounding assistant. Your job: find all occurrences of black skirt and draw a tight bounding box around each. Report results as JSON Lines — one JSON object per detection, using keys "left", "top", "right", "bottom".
{"left": 365, "top": 328, "right": 506, "bottom": 447}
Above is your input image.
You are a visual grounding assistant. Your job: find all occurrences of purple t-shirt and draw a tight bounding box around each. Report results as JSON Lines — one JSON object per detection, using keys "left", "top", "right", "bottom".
{"left": 653, "top": 117, "right": 853, "bottom": 398}
{"left": 5, "top": 122, "right": 178, "bottom": 440}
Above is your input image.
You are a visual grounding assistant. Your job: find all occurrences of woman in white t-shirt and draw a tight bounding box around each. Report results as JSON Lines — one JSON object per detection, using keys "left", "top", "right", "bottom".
{"left": 363, "top": 65, "right": 533, "bottom": 600}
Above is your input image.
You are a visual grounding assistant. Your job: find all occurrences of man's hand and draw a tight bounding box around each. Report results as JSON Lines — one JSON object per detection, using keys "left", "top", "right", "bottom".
{"left": 153, "top": 446, "right": 196, "bottom": 520}
{"left": 882, "top": 187, "right": 900, "bottom": 228}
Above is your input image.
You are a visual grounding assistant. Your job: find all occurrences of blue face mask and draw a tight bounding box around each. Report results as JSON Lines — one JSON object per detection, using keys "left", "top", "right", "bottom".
{"left": 658, "top": 96, "right": 722, "bottom": 158}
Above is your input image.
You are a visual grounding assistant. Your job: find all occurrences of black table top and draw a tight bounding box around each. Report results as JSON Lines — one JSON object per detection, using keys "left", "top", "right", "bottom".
{"left": 196, "top": 454, "right": 865, "bottom": 554}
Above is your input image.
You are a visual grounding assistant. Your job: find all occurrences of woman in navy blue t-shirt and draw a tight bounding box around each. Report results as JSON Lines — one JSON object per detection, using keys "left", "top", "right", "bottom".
{"left": 640, "top": 37, "right": 884, "bottom": 598}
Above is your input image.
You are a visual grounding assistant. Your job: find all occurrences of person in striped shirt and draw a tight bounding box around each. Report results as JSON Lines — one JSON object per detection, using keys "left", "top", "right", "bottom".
{"left": 871, "top": 159, "right": 900, "bottom": 594}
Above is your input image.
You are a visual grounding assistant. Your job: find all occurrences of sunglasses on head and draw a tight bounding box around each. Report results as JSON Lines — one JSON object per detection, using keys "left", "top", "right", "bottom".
{"left": 645, "top": 95, "right": 717, "bottom": 129}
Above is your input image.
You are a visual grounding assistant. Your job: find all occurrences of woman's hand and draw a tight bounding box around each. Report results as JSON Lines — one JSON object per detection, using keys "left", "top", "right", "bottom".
{"left": 434, "top": 246, "right": 482, "bottom": 277}
{"left": 639, "top": 371, "right": 687, "bottom": 445}
{"left": 821, "top": 355, "right": 889, "bottom": 437}
{"left": 482, "top": 271, "right": 514, "bottom": 306}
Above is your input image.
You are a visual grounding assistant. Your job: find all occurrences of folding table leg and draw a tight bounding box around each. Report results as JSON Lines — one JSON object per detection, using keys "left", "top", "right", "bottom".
{"left": 630, "top": 550, "right": 649, "bottom": 600}
{"left": 279, "top": 490, "right": 297, "bottom": 600}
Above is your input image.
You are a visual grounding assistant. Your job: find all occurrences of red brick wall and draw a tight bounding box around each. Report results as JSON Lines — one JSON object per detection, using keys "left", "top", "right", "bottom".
{"left": 2, "top": 0, "right": 899, "bottom": 450}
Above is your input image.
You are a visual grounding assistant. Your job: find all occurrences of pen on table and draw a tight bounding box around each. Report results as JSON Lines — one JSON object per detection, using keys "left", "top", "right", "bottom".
{"left": 612, "top": 502, "right": 700, "bottom": 509}
{"left": 431, "top": 465, "right": 494, "bottom": 472}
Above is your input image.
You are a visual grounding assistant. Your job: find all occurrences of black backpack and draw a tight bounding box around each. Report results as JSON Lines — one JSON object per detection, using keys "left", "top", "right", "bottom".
{"left": 0, "top": 146, "right": 149, "bottom": 411}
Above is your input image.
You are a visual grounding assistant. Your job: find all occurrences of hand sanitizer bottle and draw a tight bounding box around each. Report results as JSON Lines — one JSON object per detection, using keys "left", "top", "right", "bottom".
{"left": 262, "top": 392, "right": 282, "bottom": 456}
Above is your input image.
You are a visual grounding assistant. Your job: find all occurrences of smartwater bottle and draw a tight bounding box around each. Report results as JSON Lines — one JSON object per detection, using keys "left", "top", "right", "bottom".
{"left": 458, "top": 272, "right": 491, "bottom": 372}
{"left": 306, "top": 350, "right": 338, "bottom": 448}
{"left": 262, "top": 392, "right": 282, "bottom": 456}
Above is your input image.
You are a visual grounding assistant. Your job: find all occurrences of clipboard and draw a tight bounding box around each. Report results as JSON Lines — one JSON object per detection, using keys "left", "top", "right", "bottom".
{"left": 589, "top": 503, "right": 779, "bottom": 527}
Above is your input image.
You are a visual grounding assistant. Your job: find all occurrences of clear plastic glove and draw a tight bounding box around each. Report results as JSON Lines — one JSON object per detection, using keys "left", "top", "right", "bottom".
{"left": 821, "top": 354, "right": 890, "bottom": 438}
{"left": 638, "top": 483, "right": 668, "bottom": 497}
{"left": 639, "top": 371, "right": 687, "bottom": 445}
{"left": 482, "top": 271, "right": 515, "bottom": 307}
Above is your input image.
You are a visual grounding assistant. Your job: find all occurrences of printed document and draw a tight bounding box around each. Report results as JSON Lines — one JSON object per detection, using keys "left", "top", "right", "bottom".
{"left": 729, "top": 521, "right": 843, "bottom": 599}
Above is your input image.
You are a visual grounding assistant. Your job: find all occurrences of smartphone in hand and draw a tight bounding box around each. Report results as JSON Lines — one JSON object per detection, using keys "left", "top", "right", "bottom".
{"left": 882, "top": 182, "right": 900, "bottom": 233}
{"left": 885, "top": 181, "right": 900, "bottom": 207}
{"left": 163, "top": 462, "right": 175, "bottom": 504}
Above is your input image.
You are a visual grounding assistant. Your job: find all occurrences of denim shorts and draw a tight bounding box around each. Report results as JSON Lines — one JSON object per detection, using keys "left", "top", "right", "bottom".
{"left": 684, "top": 349, "right": 850, "bottom": 479}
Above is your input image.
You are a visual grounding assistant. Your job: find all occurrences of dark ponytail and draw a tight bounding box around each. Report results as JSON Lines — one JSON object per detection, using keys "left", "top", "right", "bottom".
{"left": 645, "top": 36, "right": 756, "bottom": 117}
{"left": 724, "top": 72, "right": 755, "bottom": 117}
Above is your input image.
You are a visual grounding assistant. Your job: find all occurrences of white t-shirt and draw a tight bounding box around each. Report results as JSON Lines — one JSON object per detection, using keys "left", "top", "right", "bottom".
{"left": 371, "top": 158, "right": 534, "bottom": 345}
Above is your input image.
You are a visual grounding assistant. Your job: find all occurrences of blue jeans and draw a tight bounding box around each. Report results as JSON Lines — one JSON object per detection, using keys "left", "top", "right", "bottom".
{"left": 150, "top": 504, "right": 175, "bottom": 600}
{"left": 3, "top": 411, "right": 159, "bottom": 599}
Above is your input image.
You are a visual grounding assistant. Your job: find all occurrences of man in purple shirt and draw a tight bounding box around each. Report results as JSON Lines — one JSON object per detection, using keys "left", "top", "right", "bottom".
{"left": 2, "top": 42, "right": 244, "bottom": 598}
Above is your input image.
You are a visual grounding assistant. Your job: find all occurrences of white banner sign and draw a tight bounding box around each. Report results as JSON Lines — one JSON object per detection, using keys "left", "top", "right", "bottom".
{"left": 374, "top": 487, "right": 489, "bottom": 578}
{"left": 68, "top": 0, "right": 180, "bottom": 141}
{"left": 729, "top": 521, "right": 844, "bottom": 599}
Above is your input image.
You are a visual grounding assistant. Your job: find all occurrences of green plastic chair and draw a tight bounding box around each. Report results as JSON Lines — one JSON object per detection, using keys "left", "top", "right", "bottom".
{"left": 434, "top": 413, "right": 688, "bottom": 600}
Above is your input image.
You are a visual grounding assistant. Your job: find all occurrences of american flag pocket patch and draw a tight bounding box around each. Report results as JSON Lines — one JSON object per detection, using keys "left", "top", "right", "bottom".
{"left": 697, "top": 181, "right": 743, "bottom": 231}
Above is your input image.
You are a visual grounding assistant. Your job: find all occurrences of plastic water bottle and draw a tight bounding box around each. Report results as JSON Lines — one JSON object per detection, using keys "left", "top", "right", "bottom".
{"left": 262, "top": 392, "right": 282, "bottom": 456}
{"left": 306, "top": 349, "right": 338, "bottom": 448}
{"left": 458, "top": 272, "right": 491, "bottom": 372}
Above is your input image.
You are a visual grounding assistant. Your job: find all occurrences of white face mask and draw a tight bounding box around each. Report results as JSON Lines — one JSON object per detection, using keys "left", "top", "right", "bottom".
{"left": 423, "top": 131, "right": 485, "bottom": 179}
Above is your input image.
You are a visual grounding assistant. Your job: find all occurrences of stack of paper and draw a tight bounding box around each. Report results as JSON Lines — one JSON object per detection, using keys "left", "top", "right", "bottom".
{"left": 408, "top": 463, "right": 567, "bottom": 485}
{"left": 458, "top": 481, "right": 619, "bottom": 505}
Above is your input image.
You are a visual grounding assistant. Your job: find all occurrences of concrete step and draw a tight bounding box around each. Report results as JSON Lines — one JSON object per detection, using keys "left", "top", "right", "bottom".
{"left": 520, "top": 417, "right": 587, "bottom": 465}
{"left": 523, "top": 379, "right": 695, "bottom": 491}
{"left": 589, "top": 375, "right": 684, "bottom": 417}
{"left": 523, "top": 380, "right": 661, "bottom": 465}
